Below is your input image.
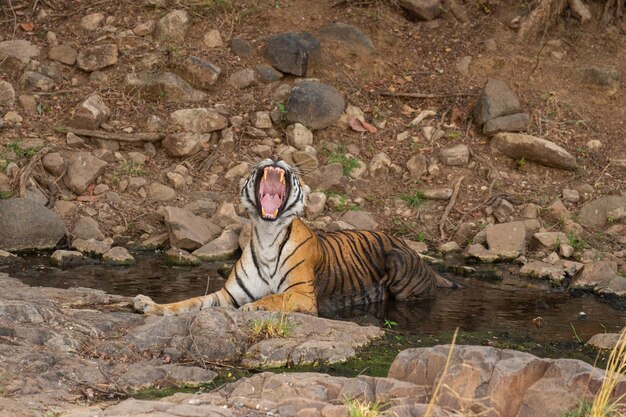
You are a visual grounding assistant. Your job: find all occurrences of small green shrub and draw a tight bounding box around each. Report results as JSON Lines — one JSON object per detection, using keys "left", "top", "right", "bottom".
{"left": 328, "top": 152, "right": 361, "bottom": 177}
{"left": 398, "top": 191, "right": 425, "bottom": 208}
{"left": 345, "top": 397, "right": 386, "bottom": 417}
{"left": 5, "top": 141, "right": 38, "bottom": 159}
{"left": 250, "top": 312, "right": 294, "bottom": 340}
{"left": 117, "top": 161, "right": 145, "bottom": 177}
{"left": 0, "top": 191, "right": 11, "bottom": 199}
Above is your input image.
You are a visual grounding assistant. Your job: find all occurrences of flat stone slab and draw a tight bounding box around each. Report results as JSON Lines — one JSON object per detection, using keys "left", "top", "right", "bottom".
{"left": 491, "top": 132, "right": 577, "bottom": 170}
{"left": 0, "top": 198, "right": 66, "bottom": 252}
{"left": 485, "top": 221, "right": 526, "bottom": 259}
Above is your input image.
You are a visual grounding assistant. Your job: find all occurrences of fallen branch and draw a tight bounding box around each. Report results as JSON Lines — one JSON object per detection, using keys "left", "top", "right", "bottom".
{"left": 12, "top": 146, "right": 50, "bottom": 197}
{"left": 380, "top": 91, "right": 477, "bottom": 99}
{"left": 440, "top": 176, "right": 465, "bottom": 241}
{"left": 56, "top": 127, "right": 165, "bottom": 143}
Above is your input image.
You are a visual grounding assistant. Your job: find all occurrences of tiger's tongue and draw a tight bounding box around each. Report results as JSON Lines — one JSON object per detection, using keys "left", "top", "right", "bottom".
{"left": 261, "top": 194, "right": 282, "bottom": 214}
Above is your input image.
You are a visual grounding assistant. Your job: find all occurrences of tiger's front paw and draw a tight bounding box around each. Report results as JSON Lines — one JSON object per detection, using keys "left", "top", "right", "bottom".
{"left": 241, "top": 302, "right": 267, "bottom": 312}
{"left": 133, "top": 294, "right": 162, "bottom": 315}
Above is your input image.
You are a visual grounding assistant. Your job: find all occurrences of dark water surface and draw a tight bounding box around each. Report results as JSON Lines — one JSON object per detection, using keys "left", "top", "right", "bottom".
{"left": 5, "top": 252, "right": 626, "bottom": 343}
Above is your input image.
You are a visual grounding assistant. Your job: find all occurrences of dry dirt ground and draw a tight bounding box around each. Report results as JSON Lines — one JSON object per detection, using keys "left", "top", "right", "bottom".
{"left": 1, "top": 0, "right": 625, "bottom": 250}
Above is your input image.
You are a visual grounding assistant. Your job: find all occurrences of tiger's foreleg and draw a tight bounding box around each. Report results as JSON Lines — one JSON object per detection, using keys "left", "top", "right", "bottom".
{"left": 133, "top": 288, "right": 236, "bottom": 316}
{"left": 241, "top": 267, "right": 318, "bottom": 315}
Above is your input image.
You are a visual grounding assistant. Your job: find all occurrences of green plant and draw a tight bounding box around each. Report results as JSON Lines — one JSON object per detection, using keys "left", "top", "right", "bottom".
{"left": 0, "top": 191, "right": 11, "bottom": 199}
{"left": 383, "top": 319, "right": 397, "bottom": 329}
{"left": 568, "top": 233, "right": 588, "bottom": 251}
{"left": 275, "top": 101, "right": 287, "bottom": 114}
{"left": 250, "top": 311, "right": 294, "bottom": 340}
{"left": 398, "top": 191, "right": 425, "bottom": 208}
{"left": 324, "top": 191, "right": 361, "bottom": 212}
{"left": 562, "top": 400, "right": 592, "bottom": 417}
{"left": 117, "top": 161, "right": 145, "bottom": 177}
{"left": 516, "top": 157, "right": 526, "bottom": 169}
{"left": 5, "top": 141, "right": 37, "bottom": 158}
{"left": 344, "top": 397, "right": 386, "bottom": 417}
{"left": 586, "top": 328, "right": 626, "bottom": 417}
{"left": 416, "top": 231, "right": 427, "bottom": 242}
{"left": 447, "top": 131, "right": 462, "bottom": 139}
{"left": 328, "top": 152, "right": 361, "bottom": 177}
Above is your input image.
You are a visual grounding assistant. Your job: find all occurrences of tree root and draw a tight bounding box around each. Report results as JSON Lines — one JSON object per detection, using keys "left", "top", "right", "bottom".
{"left": 440, "top": 176, "right": 465, "bottom": 241}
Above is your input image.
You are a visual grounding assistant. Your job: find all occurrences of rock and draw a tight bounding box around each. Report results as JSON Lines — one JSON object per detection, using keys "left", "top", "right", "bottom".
{"left": 72, "top": 216, "right": 105, "bottom": 240}
{"left": 570, "top": 261, "right": 626, "bottom": 296}
{"left": 0, "top": 250, "right": 22, "bottom": 266}
{"left": 164, "top": 248, "right": 201, "bottom": 266}
{"left": 227, "top": 68, "right": 257, "bottom": 89}
{"left": 54, "top": 200, "right": 78, "bottom": 219}
{"left": 264, "top": 32, "right": 321, "bottom": 76}
{"left": 545, "top": 199, "right": 570, "bottom": 223}
{"left": 193, "top": 229, "right": 240, "bottom": 261}
{"left": 306, "top": 163, "right": 344, "bottom": 190}
{"left": 162, "top": 133, "right": 211, "bottom": 157}
{"left": 0, "top": 80, "right": 15, "bottom": 108}
{"left": 255, "top": 63, "right": 283, "bottom": 82}
{"left": 587, "top": 332, "right": 622, "bottom": 350}
{"left": 19, "top": 71, "right": 55, "bottom": 91}
{"left": 211, "top": 202, "right": 245, "bottom": 228}
{"left": 485, "top": 221, "right": 526, "bottom": 259}
{"left": 72, "top": 238, "right": 111, "bottom": 257}
{"left": 586, "top": 139, "right": 603, "bottom": 150}
{"left": 319, "top": 22, "right": 375, "bottom": 50}
{"left": 42, "top": 152, "right": 65, "bottom": 177}
{"left": 203, "top": 29, "right": 224, "bottom": 48}
{"left": 482, "top": 112, "right": 530, "bottom": 135}
{"left": 369, "top": 153, "right": 391, "bottom": 177}
{"left": 154, "top": 10, "right": 191, "bottom": 44}
{"left": 161, "top": 206, "right": 221, "bottom": 250}
{"left": 231, "top": 37, "right": 253, "bottom": 56}
{"left": 422, "top": 188, "right": 452, "bottom": 200}
{"left": 389, "top": 345, "right": 611, "bottom": 417}
{"left": 102, "top": 247, "right": 135, "bottom": 265}
{"left": 336, "top": 105, "right": 366, "bottom": 129}
{"left": 184, "top": 199, "right": 217, "bottom": 216}
{"left": 339, "top": 211, "right": 378, "bottom": 230}
{"left": 18, "top": 94, "right": 37, "bottom": 113}
{"left": 306, "top": 192, "right": 327, "bottom": 217}
{"left": 147, "top": 182, "right": 176, "bottom": 202}
{"left": 70, "top": 94, "right": 110, "bottom": 129}
{"left": 50, "top": 250, "right": 86, "bottom": 267}
{"left": 125, "top": 72, "right": 207, "bottom": 102}
{"left": 63, "top": 152, "right": 108, "bottom": 195}
{"left": 439, "top": 144, "right": 469, "bottom": 166}
{"left": 0, "top": 198, "right": 66, "bottom": 251}
{"left": 578, "top": 65, "right": 621, "bottom": 95}
{"left": 562, "top": 188, "right": 580, "bottom": 203}
{"left": 250, "top": 111, "right": 273, "bottom": 129}
{"left": 171, "top": 108, "right": 228, "bottom": 133}
{"left": 225, "top": 163, "right": 249, "bottom": 180}
{"left": 578, "top": 196, "right": 626, "bottom": 229}
{"left": 491, "top": 133, "right": 577, "bottom": 170}
{"left": 0, "top": 40, "right": 40, "bottom": 76}
{"left": 464, "top": 243, "right": 498, "bottom": 263}
{"left": 520, "top": 260, "right": 565, "bottom": 282}
{"left": 439, "top": 241, "right": 460, "bottom": 254}
{"left": 398, "top": 0, "right": 442, "bottom": 21}
{"left": 285, "top": 80, "right": 345, "bottom": 130}
{"left": 559, "top": 244, "right": 575, "bottom": 258}
{"left": 286, "top": 123, "right": 313, "bottom": 150}
{"left": 166, "top": 172, "right": 186, "bottom": 191}
{"left": 133, "top": 20, "right": 155, "bottom": 36}
{"left": 76, "top": 44, "right": 118, "bottom": 72}
{"left": 80, "top": 12, "right": 105, "bottom": 31}
{"left": 473, "top": 78, "right": 521, "bottom": 126}
{"left": 176, "top": 56, "right": 221, "bottom": 90}
{"left": 406, "top": 154, "right": 428, "bottom": 178}
{"left": 405, "top": 239, "right": 428, "bottom": 254}
{"left": 533, "top": 232, "right": 568, "bottom": 249}
{"left": 292, "top": 150, "right": 319, "bottom": 172}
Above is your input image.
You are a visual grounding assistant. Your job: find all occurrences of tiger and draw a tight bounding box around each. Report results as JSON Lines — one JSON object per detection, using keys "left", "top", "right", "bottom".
{"left": 133, "top": 158, "right": 459, "bottom": 316}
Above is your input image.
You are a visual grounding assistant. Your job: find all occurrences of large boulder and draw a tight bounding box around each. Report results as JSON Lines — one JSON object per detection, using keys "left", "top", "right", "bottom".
{"left": 63, "top": 152, "right": 108, "bottom": 195}
{"left": 0, "top": 198, "right": 66, "bottom": 251}
{"left": 578, "top": 196, "right": 626, "bottom": 229}
{"left": 485, "top": 221, "right": 526, "bottom": 259}
{"left": 285, "top": 80, "right": 345, "bottom": 130}
{"left": 263, "top": 32, "right": 321, "bottom": 76}
{"left": 491, "top": 133, "right": 577, "bottom": 170}
{"left": 570, "top": 261, "right": 626, "bottom": 296}
{"left": 161, "top": 206, "right": 221, "bottom": 251}
{"left": 474, "top": 78, "right": 521, "bottom": 126}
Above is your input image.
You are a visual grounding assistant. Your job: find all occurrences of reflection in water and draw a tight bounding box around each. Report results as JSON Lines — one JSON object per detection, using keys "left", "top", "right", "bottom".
{"left": 5, "top": 253, "right": 626, "bottom": 342}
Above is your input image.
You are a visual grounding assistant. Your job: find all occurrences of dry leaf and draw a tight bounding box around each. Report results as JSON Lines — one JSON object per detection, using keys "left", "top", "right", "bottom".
{"left": 19, "top": 22, "right": 35, "bottom": 32}
{"left": 348, "top": 117, "right": 378, "bottom": 133}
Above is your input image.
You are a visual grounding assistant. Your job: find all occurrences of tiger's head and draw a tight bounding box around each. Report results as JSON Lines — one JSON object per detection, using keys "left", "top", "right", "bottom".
{"left": 240, "top": 159, "right": 307, "bottom": 223}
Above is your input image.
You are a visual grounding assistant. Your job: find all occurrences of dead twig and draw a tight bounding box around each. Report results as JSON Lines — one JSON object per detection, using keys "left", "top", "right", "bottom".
{"left": 440, "top": 176, "right": 465, "bottom": 241}
{"left": 12, "top": 146, "right": 50, "bottom": 197}
{"left": 380, "top": 91, "right": 477, "bottom": 99}
{"left": 56, "top": 127, "right": 165, "bottom": 143}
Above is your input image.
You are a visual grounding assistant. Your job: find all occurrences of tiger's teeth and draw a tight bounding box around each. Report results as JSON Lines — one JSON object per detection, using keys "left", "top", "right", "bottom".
{"left": 279, "top": 171, "right": 284, "bottom": 183}
{"left": 272, "top": 209, "right": 278, "bottom": 217}
{"left": 263, "top": 168, "right": 268, "bottom": 181}
{"left": 261, "top": 207, "right": 267, "bottom": 217}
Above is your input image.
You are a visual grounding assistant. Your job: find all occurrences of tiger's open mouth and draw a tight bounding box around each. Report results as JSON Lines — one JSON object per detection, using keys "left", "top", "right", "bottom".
{"left": 257, "top": 166, "right": 288, "bottom": 220}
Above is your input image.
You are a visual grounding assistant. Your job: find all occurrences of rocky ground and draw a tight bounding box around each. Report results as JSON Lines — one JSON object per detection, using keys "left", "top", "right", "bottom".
{"left": 1, "top": 0, "right": 626, "bottom": 415}
{"left": 1, "top": 271, "right": 625, "bottom": 417}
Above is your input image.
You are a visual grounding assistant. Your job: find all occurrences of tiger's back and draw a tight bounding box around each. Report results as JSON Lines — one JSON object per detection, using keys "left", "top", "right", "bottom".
{"left": 312, "top": 227, "right": 439, "bottom": 312}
